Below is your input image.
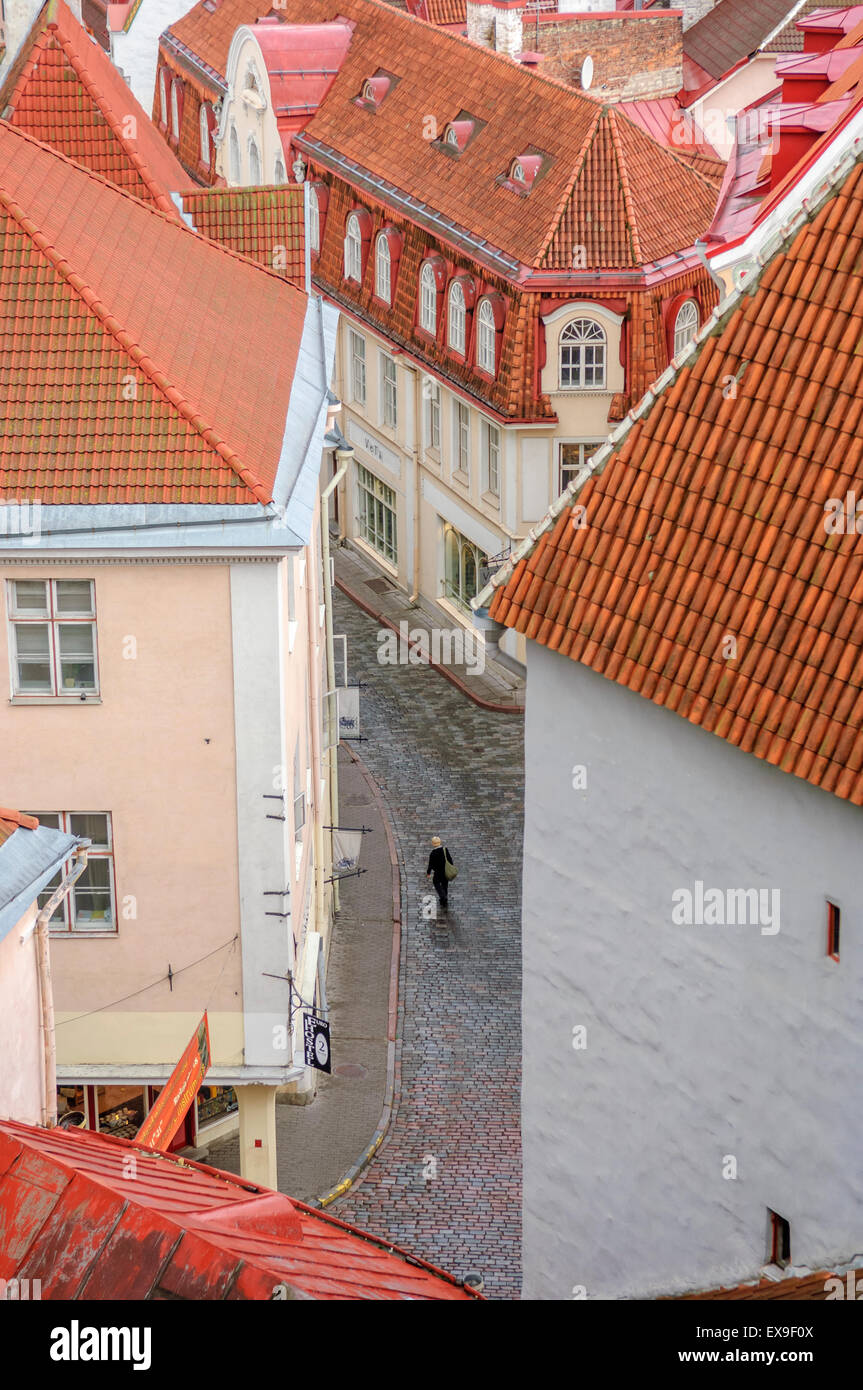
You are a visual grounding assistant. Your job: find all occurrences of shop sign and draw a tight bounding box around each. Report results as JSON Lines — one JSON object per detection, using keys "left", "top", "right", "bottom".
{"left": 303, "top": 1013, "right": 331, "bottom": 1074}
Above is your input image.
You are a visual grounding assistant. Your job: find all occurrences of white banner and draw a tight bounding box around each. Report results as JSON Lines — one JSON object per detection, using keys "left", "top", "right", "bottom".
{"left": 338, "top": 685, "right": 360, "bottom": 739}
{"left": 333, "top": 828, "right": 363, "bottom": 873}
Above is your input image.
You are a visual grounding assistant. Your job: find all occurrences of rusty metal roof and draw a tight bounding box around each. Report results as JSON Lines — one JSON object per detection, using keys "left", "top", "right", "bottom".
{"left": 0, "top": 1120, "right": 481, "bottom": 1300}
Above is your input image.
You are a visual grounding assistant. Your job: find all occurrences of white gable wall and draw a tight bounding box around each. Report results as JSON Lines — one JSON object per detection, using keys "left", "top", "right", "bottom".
{"left": 522, "top": 639, "right": 863, "bottom": 1299}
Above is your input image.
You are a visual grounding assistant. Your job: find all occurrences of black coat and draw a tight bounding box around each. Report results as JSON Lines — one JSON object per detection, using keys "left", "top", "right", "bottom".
{"left": 427, "top": 846, "right": 453, "bottom": 882}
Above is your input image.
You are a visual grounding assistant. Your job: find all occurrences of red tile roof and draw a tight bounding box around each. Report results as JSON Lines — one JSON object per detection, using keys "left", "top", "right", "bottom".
{"left": 0, "top": 1119, "right": 480, "bottom": 1300}
{"left": 168, "top": 0, "right": 721, "bottom": 271}
{"left": 168, "top": 0, "right": 274, "bottom": 80}
{"left": 487, "top": 153, "right": 863, "bottom": 807}
{"left": 0, "top": 122, "right": 309, "bottom": 506}
{"left": 180, "top": 184, "right": 307, "bottom": 288}
{"left": 684, "top": 0, "right": 797, "bottom": 81}
{"left": 0, "top": 0, "right": 187, "bottom": 215}
{"left": 675, "top": 1269, "right": 842, "bottom": 1299}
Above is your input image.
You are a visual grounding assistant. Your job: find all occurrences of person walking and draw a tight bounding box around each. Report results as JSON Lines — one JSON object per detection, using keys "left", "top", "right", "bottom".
{"left": 426, "top": 835, "right": 455, "bottom": 911}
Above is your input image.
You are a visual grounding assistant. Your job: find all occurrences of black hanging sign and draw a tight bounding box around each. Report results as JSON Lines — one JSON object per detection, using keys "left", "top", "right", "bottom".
{"left": 303, "top": 1012, "right": 332, "bottom": 1073}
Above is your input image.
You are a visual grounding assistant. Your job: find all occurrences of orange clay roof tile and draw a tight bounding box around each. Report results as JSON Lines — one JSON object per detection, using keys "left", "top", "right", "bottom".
{"left": 0, "top": 0, "right": 187, "bottom": 214}
{"left": 489, "top": 154, "right": 863, "bottom": 807}
{"left": 0, "top": 121, "right": 309, "bottom": 506}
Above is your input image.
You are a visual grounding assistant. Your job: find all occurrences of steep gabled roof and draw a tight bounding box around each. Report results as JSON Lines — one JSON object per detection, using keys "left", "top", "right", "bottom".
{"left": 0, "top": 121, "right": 308, "bottom": 506}
{"left": 0, "top": 1119, "right": 481, "bottom": 1300}
{"left": 180, "top": 185, "right": 306, "bottom": 288}
{"left": 168, "top": 0, "right": 721, "bottom": 271}
{"left": 0, "top": 0, "right": 187, "bottom": 215}
{"left": 485, "top": 150, "right": 863, "bottom": 807}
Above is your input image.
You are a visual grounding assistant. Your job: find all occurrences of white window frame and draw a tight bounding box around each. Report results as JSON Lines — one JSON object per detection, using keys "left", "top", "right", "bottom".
{"left": 420, "top": 262, "right": 437, "bottom": 333}
{"left": 170, "top": 80, "right": 180, "bottom": 141}
{"left": 199, "top": 103, "right": 210, "bottom": 164}
{"left": 7, "top": 578, "right": 99, "bottom": 698}
{"left": 33, "top": 812, "right": 116, "bottom": 935}
{"left": 344, "top": 213, "right": 362, "bottom": 282}
{"left": 448, "top": 280, "right": 466, "bottom": 354}
{"left": 477, "top": 298, "right": 496, "bottom": 375}
{"left": 443, "top": 524, "right": 488, "bottom": 612}
{"left": 349, "top": 329, "right": 366, "bottom": 406}
{"left": 380, "top": 352, "right": 397, "bottom": 430}
{"left": 482, "top": 420, "right": 500, "bottom": 498}
{"left": 357, "top": 463, "right": 397, "bottom": 565}
{"left": 674, "top": 299, "right": 700, "bottom": 357}
{"left": 558, "top": 439, "right": 604, "bottom": 496}
{"left": 424, "top": 378, "right": 441, "bottom": 453}
{"left": 274, "top": 156, "right": 286, "bottom": 184}
{"left": 229, "top": 125, "right": 240, "bottom": 184}
{"left": 454, "top": 400, "right": 470, "bottom": 478}
{"left": 309, "top": 185, "right": 320, "bottom": 253}
{"left": 375, "top": 233, "right": 391, "bottom": 304}
{"left": 559, "top": 318, "right": 606, "bottom": 390}
{"left": 159, "top": 70, "right": 168, "bottom": 127}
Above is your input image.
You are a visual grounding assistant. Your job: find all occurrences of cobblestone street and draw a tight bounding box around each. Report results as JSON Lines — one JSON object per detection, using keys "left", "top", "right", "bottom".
{"left": 330, "top": 586, "right": 524, "bottom": 1300}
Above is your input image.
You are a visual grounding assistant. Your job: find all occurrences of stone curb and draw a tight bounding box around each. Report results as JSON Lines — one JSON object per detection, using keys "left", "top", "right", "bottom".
{"left": 310, "top": 741, "right": 403, "bottom": 1209}
{"left": 334, "top": 575, "right": 524, "bottom": 716}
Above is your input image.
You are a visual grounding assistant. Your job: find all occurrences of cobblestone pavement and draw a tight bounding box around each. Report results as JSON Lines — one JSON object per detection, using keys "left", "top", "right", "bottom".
{"left": 330, "top": 585, "right": 524, "bottom": 1301}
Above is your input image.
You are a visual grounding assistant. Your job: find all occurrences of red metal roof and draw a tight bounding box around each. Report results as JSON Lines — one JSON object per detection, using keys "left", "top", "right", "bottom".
{"left": 0, "top": 121, "right": 308, "bottom": 506}
{"left": 0, "top": 1119, "right": 480, "bottom": 1300}
{"left": 254, "top": 18, "right": 354, "bottom": 140}
{"left": 0, "top": 0, "right": 187, "bottom": 216}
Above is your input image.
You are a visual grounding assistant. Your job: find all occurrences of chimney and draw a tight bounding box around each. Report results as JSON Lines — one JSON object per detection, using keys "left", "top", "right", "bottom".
{"left": 467, "top": 0, "right": 523, "bottom": 56}
{"left": 466, "top": 0, "right": 495, "bottom": 47}
{"left": 493, "top": 0, "right": 524, "bottom": 59}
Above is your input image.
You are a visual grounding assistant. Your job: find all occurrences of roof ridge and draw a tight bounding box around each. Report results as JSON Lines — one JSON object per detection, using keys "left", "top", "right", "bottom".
{"left": 606, "top": 107, "right": 643, "bottom": 266}
{"left": 475, "top": 145, "right": 858, "bottom": 611}
{"left": 0, "top": 177, "right": 274, "bottom": 506}
{"left": 536, "top": 103, "right": 604, "bottom": 269}
{"left": 43, "top": 16, "right": 180, "bottom": 218}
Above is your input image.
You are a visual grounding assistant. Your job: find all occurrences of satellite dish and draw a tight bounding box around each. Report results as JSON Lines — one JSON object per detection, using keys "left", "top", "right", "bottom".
{"left": 580, "top": 55, "right": 594, "bottom": 91}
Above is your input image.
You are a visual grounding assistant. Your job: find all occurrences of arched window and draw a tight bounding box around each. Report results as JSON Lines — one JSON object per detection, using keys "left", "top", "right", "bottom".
{"left": 444, "top": 525, "right": 488, "bottom": 612}
{"left": 560, "top": 318, "right": 606, "bottom": 389}
{"left": 159, "top": 69, "right": 168, "bottom": 127}
{"left": 674, "top": 299, "right": 699, "bottom": 356}
{"left": 309, "top": 185, "right": 320, "bottom": 253}
{"left": 375, "top": 233, "right": 391, "bottom": 304}
{"left": 170, "top": 81, "right": 180, "bottom": 141}
{"left": 448, "top": 280, "right": 466, "bottom": 354}
{"left": 274, "top": 156, "right": 286, "bottom": 184}
{"left": 476, "top": 298, "right": 496, "bottom": 375}
{"left": 199, "top": 104, "right": 211, "bottom": 165}
{"left": 248, "top": 138, "right": 261, "bottom": 185}
{"left": 344, "top": 213, "right": 363, "bottom": 281}
{"left": 420, "top": 262, "right": 437, "bottom": 333}
{"left": 229, "top": 125, "right": 240, "bottom": 184}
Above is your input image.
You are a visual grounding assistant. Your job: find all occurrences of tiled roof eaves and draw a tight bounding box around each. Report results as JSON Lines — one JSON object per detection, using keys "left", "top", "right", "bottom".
{"left": 474, "top": 154, "right": 843, "bottom": 613}
{"left": 162, "top": 29, "right": 228, "bottom": 93}
{"left": 39, "top": 22, "right": 180, "bottom": 215}
{"left": 297, "top": 134, "right": 523, "bottom": 279}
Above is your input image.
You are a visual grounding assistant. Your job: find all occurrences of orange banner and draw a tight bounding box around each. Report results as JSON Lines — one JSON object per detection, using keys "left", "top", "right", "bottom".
{"left": 136, "top": 1012, "right": 211, "bottom": 1151}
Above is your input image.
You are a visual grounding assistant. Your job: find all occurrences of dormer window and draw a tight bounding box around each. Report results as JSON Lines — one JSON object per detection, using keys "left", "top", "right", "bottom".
{"left": 438, "top": 113, "right": 484, "bottom": 156}
{"left": 448, "top": 281, "right": 466, "bottom": 354}
{"left": 355, "top": 71, "right": 398, "bottom": 110}
{"left": 420, "top": 262, "right": 437, "bottom": 333}
{"left": 345, "top": 214, "right": 362, "bottom": 282}
{"left": 673, "top": 299, "right": 699, "bottom": 357}
{"left": 506, "top": 153, "right": 545, "bottom": 193}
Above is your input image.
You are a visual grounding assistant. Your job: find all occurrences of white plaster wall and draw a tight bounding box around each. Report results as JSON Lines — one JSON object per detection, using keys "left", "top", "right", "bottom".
{"left": 230, "top": 561, "right": 292, "bottom": 1068}
{"left": 110, "top": 0, "right": 192, "bottom": 110}
{"left": 0, "top": 903, "right": 43, "bottom": 1124}
{"left": 522, "top": 641, "right": 863, "bottom": 1299}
